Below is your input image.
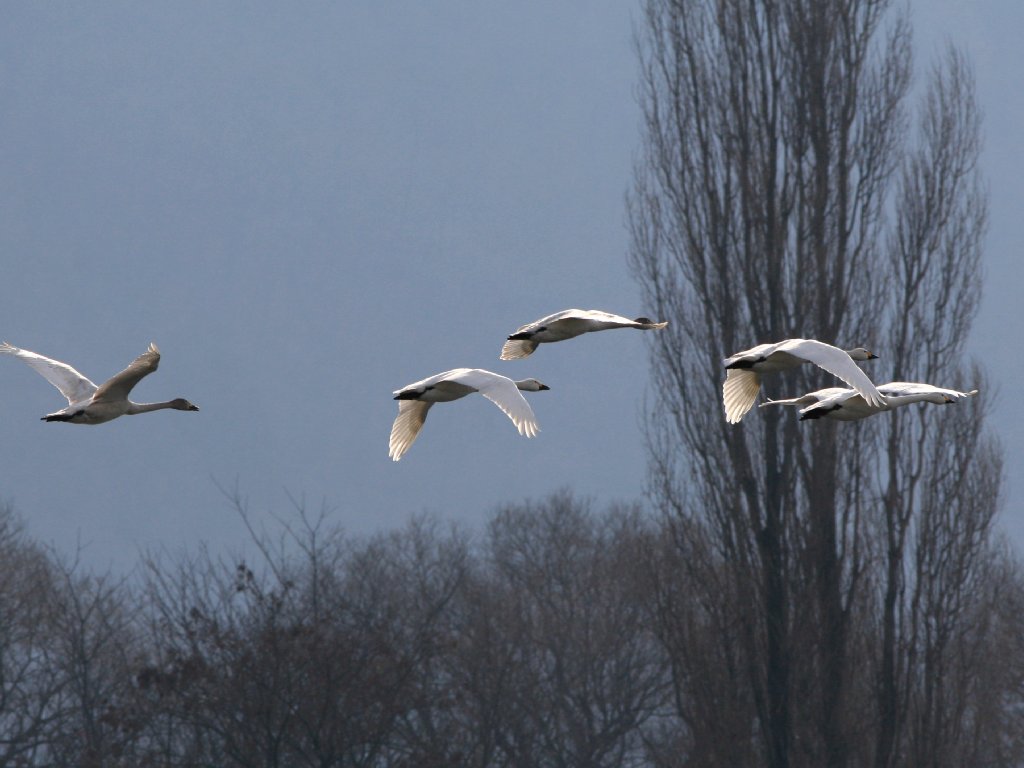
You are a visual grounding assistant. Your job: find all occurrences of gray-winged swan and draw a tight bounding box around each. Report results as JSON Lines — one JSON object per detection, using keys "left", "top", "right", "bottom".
{"left": 0, "top": 341, "right": 199, "bottom": 424}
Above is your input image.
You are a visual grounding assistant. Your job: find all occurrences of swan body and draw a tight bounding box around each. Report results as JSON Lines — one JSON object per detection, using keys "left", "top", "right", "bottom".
{"left": 389, "top": 368, "right": 549, "bottom": 461}
{"left": 761, "top": 381, "right": 978, "bottom": 421}
{"left": 500, "top": 309, "right": 668, "bottom": 360}
{"left": 0, "top": 342, "right": 199, "bottom": 425}
{"left": 722, "top": 338, "right": 881, "bottom": 423}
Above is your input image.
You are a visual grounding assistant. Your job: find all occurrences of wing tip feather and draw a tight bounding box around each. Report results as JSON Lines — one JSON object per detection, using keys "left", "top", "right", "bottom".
{"left": 499, "top": 339, "right": 536, "bottom": 360}
{"left": 722, "top": 369, "right": 761, "bottom": 423}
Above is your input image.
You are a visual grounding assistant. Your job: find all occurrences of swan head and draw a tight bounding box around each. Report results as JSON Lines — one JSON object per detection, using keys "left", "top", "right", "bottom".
{"left": 171, "top": 398, "right": 200, "bottom": 411}
{"left": 846, "top": 347, "right": 878, "bottom": 361}
{"left": 515, "top": 378, "right": 550, "bottom": 392}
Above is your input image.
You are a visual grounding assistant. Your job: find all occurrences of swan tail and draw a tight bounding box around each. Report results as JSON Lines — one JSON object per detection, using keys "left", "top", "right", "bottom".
{"left": 42, "top": 412, "right": 75, "bottom": 422}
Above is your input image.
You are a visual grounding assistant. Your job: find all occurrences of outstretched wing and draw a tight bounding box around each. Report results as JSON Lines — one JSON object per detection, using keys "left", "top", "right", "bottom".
{"left": 878, "top": 382, "right": 979, "bottom": 401}
{"left": 722, "top": 369, "right": 762, "bottom": 423}
{"left": 0, "top": 342, "right": 98, "bottom": 405}
{"left": 389, "top": 400, "right": 432, "bottom": 461}
{"left": 777, "top": 339, "right": 884, "bottom": 409}
{"left": 759, "top": 387, "right": 853, "bottom": 409}
{"left": 568, "top": 309, "right": 668, "bottom": 330}
{"left": 92, "top": 343, "right": 161, "bottom": 403}
{"left": 500, "top": 338, "right": 539, "bottom": 360}
{"left": 500, "top": 309, "right": 666, "bottom": 360}
{"left": 448, "top": 368, "right": 540, "bottom": 437}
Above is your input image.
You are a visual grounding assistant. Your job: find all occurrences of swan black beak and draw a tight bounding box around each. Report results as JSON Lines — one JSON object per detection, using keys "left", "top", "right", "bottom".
{"left": 539, "top": 384, "right": 551, "bottom": 391}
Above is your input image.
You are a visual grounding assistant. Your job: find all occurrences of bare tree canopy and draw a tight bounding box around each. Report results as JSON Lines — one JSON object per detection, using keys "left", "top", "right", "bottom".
{"left": 628, "top": 0, "right": 1013, "bottom": 766}
{"left": 0, "top": 480, "right": 1019, "bottom": 767}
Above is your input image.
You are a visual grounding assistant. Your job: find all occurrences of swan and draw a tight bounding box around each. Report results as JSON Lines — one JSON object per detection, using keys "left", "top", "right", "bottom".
{"left": 500, "top": 309, "right": 668, "bottom": 360}
{"left": 760, "top": 381, "right": 978, "bottom": 421}
{"left": 0, "top": 341, "right": 199, "bottom": 424}
{"left": 722, "top": 338, "right": 882, "bottom": 423}
{"left": 389, "top": 368, "right": 549, "bottom": 461}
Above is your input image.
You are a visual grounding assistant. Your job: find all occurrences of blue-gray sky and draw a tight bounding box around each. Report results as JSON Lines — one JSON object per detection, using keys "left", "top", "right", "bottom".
{"left": 0, "top": 2, "right": 1019, "bottom": 572}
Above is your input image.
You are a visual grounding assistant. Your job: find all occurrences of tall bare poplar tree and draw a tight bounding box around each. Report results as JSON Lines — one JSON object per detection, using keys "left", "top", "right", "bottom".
{"left": 628, "top": 1, "right": 1011, "bottom": 765}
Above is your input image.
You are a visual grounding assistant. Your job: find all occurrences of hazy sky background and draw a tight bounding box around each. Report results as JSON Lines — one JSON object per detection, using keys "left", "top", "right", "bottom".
{"left": 0, "top": 2, "right": 1019, "bottom": 573}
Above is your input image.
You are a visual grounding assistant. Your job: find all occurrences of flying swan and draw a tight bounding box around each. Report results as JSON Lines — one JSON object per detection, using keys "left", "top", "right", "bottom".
{"left": 722, "top": 338, "right": 882, "bottom": 424}
{"left": 0, "top": 341, "right": 199, "bottom": 424}
{"left": 760, "top": 381, "right": 978, "bottom": 421}
{"left": 500, "top": 309, "right": 668, "bottom": 360}
{"left": 389, "top": 368, "right": 549, "bottom": 461}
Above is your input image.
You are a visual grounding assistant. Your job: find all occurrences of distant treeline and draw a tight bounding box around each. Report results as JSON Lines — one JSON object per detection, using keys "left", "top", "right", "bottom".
{"left": 0, "top": 490, "right": 1020, "bottom": 767}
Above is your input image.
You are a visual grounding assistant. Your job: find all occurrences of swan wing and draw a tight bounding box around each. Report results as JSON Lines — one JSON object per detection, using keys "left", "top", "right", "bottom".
{"left": 508, "top": 309, "right": 582, "bottom": 335}
{"left": 877, "top": 381, "right": 926, "bottom": 396}
{"left": 796, "top": 388, "right": 863, "bottom": 417}
{"left": 935, "top": 387, "right": 978, "bottom": 401}
{"left": 500, "top": 338, "right": 539, "bottom": 360}
{"left": 545, "top": 308, "right": 668, "bottom": 331}
{"left": 393, "top": 369, "right": 454, "bottom": 398}
{"left": 0, "top": 342, "right": 98, "bottom": 405}
{"left": 558, "top": 309, "right": 636, "bottom": 326}
{"left": 722, "top": 369, "right": 762, "bottom": 423}
{"left": 877, "top": 382, "right": 979, "bottom": 401}
{"left": 389, "top": 400, "right": 432, "bottom": 461}
{"left": 775, "top": 339, "right": 884, "bottom": 408}
{"left": 447, "top": 368, "right": 540, "bottom": 437}
{"left": 759, "top": 387, "right": 851, "bottom": 409}
{"left": 723, "top": 341, "right": 778, "bottom": 368}
{"left": 501, "top": 309, "right": 666, "bottom": 359}
{"left": 92, "top": 343, "right": 161, "bottom": 404}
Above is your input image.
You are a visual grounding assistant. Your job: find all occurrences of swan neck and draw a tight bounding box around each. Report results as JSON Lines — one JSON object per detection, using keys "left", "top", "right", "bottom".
{"left": 883, "top": 394, "right": 937, "bottom": 407}
{"left": 127, "top": 401, "right": 177, "bottom": 415}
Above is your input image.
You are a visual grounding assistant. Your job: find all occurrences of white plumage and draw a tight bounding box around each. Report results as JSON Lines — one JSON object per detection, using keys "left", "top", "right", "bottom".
{"left": 500, "top": 309, "right": 668, "bottom": 360}
{"left": 0, "top": 342, "right": 199, "bottom": 424}
{"left": 761, "top": 381, "right": 978, "bottom": 421}
{"left": 722, "top": 338, "right": 881, "bottom": 423}
{"left": 389, "top": 368, "right": 549, "bottom": 461}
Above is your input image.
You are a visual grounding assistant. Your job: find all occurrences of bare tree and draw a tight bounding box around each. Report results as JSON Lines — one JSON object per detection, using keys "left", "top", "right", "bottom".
{"left": 0, "top": 505, "right": 67, "bottom": 766}
{"left": 0, "top": 483, "right": 1010, "bottom": 768}
{"left": 45, "top": 560, "right": 140, "bottom": 768}
{"left": 135, "top": 502, "right": 465, "bottom": 768}
{"left": 467, "top": 493, "right": 668, "bottom": 768}
{"left": 628, "top": 1, "right": 1010, "bottom": 766}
